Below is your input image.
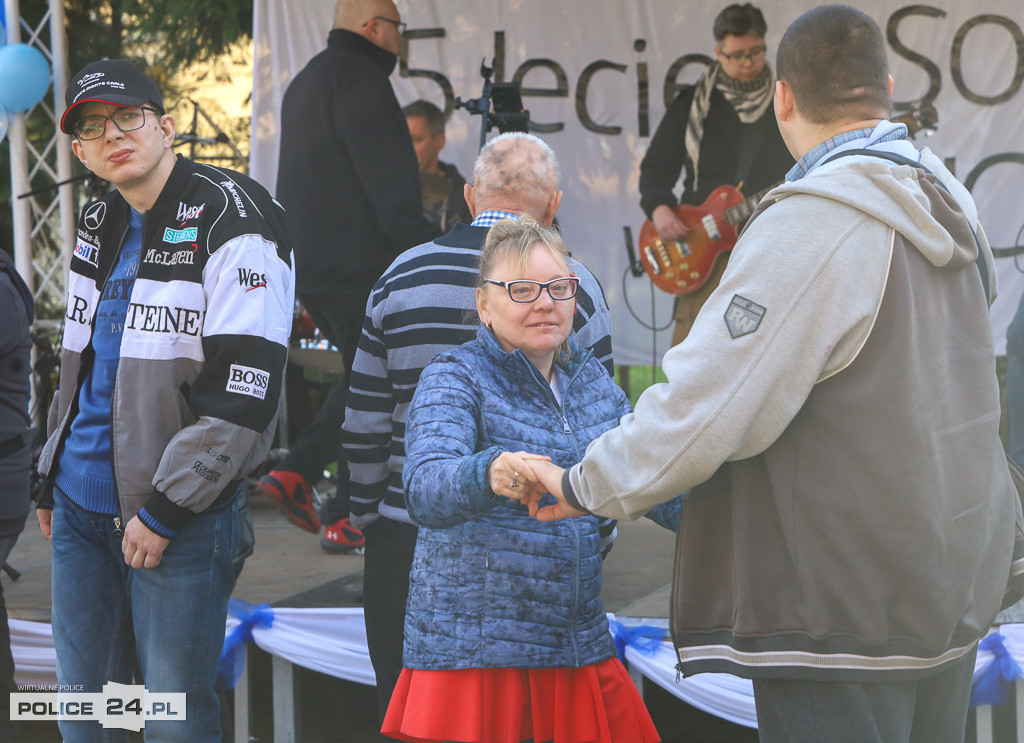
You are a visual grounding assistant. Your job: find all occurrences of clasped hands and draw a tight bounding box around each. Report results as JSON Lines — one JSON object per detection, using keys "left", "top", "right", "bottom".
{"left": 487, "top": 451, "right": 588, "bottom": 521}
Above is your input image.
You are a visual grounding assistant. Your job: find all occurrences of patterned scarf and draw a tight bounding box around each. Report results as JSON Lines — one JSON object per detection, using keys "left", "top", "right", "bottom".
{"left": 685, "top": 63, "right": 775, "bottom": 192}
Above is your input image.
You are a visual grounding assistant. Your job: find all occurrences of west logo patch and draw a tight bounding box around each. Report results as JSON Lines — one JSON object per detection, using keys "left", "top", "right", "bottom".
{"left": 73, "top": 238, "right": 100, "bottom": 268}
{"left": 177, "top": 202, "right": 204, "bottom": 222}
{"left": 238, "top": 268, "right": 267, "bottom": 291}
{"left": 724, "top": 295, "right": 766, "bottom": 339}
{"left": 163, "top": 227, "right": 198, "bottom": 244}
{"left": 226, "top": 364, "right": 269, "bottom": 400}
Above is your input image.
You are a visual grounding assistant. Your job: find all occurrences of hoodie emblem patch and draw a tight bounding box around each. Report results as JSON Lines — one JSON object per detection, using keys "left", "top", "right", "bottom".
{"left": 724, "top": 295, "right": 766, "bottom": 338}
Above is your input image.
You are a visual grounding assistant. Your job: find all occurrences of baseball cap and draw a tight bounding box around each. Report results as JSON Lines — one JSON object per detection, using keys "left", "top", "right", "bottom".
{"left": 61, "top": 59, "right": 165, "bottom": 135}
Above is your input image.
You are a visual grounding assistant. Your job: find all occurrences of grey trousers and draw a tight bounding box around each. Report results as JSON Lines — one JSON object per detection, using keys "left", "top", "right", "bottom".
{"left": 752, "top": 646, "right": 977, "bottom": 743}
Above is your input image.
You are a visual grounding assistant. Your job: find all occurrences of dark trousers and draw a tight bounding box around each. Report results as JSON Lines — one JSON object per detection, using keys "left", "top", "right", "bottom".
{"left": 0, "top": 534, "right": 19, "bottom": 741}
{"left": 362, "top": 518, "right": 418, "bottom": 742}
{"left": 752, "top": 646, "right": 977, "bottom": 743}
{"left": 284, "top": 290, "right": 368, "bottom": 522}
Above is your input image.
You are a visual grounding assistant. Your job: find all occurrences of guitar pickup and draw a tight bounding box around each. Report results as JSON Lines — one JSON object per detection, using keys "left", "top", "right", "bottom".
{"left": 643, "top": 246, "right": 661, "bottom": 274}
{"left": 701, "top": 214, "right": 721, "bottom": 242}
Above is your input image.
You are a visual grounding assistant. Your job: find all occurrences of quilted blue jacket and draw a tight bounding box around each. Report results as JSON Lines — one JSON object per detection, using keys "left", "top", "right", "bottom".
{"left": 402, "top": 326, "right": 634, "bottom": 670}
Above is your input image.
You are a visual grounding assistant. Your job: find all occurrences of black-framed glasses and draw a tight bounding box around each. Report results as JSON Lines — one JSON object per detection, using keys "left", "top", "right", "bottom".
{"left": 482, "top": 277, "right": 580, "bottom": 303}
{"left": 369, "top": 15, "right": 407, "bottom": 34}
{"left": 74, "top": 106, "right": 161, "bottom": 140}
{"left": 719, "top": 46, "right": 766, "bottom": 63}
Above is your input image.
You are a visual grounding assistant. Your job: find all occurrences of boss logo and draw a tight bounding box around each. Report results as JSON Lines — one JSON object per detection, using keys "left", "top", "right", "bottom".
{"left": 226, "top": 364, "right": 269, "bottom": 400}
{"left": 177, "top": 202, "right": 204, "bottom": 222}
{"left": 238, "top": 268, "right": 267, "bottom": 291}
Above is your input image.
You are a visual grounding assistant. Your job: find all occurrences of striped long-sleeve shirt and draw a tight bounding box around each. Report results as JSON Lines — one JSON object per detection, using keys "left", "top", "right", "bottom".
{"left": 342, "top": 217, "right": 614, "bottom": 530}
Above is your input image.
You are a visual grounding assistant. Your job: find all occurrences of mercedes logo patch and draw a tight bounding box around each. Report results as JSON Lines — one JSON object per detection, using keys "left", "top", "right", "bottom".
{"left": 83, "top": 202, "right": 107, "bottom": 231}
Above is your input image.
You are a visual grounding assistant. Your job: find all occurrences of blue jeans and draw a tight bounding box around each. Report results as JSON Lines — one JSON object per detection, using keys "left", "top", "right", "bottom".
{"left": 50, "top": 486, "right": 239, "bottom": 742}
{"left": 1008, "top": 296, "right": 1024, "bottom": 468}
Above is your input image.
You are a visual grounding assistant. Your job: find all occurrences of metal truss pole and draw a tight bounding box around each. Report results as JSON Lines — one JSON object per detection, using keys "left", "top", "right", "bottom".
{"left": 5, "top": 0, "right": 73, "bottom": 319}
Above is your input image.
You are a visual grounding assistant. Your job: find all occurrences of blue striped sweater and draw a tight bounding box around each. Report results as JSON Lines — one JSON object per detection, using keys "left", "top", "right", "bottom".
{"left": 341, "top": 219, "right": 614, "bottom": 529}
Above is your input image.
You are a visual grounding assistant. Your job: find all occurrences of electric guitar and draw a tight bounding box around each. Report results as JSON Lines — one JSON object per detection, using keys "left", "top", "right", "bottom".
{"left": 637, "top": 105, "right": 938, "bottom": 295}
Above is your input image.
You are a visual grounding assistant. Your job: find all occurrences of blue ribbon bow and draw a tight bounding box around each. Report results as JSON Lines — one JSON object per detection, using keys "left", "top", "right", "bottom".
{"left": 608, "top": 619, "right": 668, "bottom": 663}
{"left": 217, "top": 598, "right": 275, "bottom": 689}
{"left": 970, "top": 631, "right": 1024, "bottom": 707}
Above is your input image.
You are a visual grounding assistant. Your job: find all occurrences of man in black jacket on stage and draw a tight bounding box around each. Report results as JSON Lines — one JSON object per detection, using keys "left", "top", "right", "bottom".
{"left": 639, "top": 3, "right": 793, "bottom": 345}
{"left": 266, "top": 0, "right": 437, "bottom": 549}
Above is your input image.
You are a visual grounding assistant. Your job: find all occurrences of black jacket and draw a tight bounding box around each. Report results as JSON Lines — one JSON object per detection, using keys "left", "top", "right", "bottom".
{"left": 639, "top": 85, "right": 794, "bottom": 216}
{"left": 276, "top": 29, "right": 436, "bottom": 296}
{"left": 0, "top": 250, "right": 34, "bottom": 535}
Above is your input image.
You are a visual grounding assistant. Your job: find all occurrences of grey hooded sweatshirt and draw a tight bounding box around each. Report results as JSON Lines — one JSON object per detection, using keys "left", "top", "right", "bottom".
{"left": 565, "top": 140, "right": 1023, "bottom": 681}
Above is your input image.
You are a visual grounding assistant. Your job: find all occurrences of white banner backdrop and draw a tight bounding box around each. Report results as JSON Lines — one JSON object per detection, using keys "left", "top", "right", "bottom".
{"left": 251, "top": 1, "right": 1024, "bottom": 364}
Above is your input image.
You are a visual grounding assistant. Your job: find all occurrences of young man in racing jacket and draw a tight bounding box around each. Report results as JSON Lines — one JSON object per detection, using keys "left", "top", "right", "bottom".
{"left": 36, "top": 59, "right": 294, "bottom": 742}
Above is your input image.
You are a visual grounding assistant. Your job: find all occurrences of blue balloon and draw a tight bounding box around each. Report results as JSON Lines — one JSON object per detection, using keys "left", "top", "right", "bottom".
{"left": 0, "top": 43, "right": 51, "bottom": 113}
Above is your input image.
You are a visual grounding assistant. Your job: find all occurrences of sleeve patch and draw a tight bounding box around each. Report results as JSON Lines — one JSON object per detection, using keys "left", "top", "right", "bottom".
{"left": 226, "top": 364, "right": 270, "bottom": 399}
{"left": 724, "top": 295, "right": 767, "bottom": 338}
{"left": 74, "top": 237, "right": 100, "bottom": 268}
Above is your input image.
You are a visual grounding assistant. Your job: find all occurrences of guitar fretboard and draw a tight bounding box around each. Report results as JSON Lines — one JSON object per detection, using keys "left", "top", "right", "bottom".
{"left": 723, "top": 183, "right": 780, "bottom": 227}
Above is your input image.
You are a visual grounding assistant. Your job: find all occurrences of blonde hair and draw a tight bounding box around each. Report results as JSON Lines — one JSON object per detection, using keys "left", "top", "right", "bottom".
{"left": 480, "top": 218, "right": 568, "bottom": 277}
{"left": 479, "top": 218, "right": 574, "bottom": 363}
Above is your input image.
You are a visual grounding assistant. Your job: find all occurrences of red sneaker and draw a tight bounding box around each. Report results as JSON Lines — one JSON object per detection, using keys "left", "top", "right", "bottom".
{"left": 321, "top": 518, "right": 365, "bottom": 555}
{"left": 256, "top": 470, "right": 321, "bottom": 533}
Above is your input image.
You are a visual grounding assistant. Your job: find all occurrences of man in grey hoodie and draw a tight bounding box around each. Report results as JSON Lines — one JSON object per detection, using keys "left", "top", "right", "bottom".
{"left": 528, "top": 5, "right": 1022, "bottom": 742}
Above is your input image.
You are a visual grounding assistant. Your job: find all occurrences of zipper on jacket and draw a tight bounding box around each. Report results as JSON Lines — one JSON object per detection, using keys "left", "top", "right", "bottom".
{"left": 567, "top": 517, "right": 582, "bottom": 665}
{"left": 40, "top": 218, "right": 130, "bottom": 508}
{"left": 668, "top": 496, "right": 688, "bottom": 677}
{"left": 107, "top": 217, "right": 133, "bottom": 539}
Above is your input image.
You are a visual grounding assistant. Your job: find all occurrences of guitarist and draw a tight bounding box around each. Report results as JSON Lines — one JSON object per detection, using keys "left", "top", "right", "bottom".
{"left": 639, "top": 3, "right": 793, "bottom": 343}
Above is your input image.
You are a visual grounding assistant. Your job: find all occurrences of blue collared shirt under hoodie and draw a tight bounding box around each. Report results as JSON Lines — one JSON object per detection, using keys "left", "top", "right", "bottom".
{"left": 55, "top": 208, "right": 143, "bottom": 515}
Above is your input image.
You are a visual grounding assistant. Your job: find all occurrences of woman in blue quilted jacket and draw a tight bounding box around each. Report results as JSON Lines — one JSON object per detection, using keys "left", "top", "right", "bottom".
{"left": 382, "top": 219, "right": 677, "bottom": 743}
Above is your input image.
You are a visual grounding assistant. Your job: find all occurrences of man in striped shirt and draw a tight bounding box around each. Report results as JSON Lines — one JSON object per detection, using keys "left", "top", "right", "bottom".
{"left": 342, "top": 132, "right": 614, "bottom": 733}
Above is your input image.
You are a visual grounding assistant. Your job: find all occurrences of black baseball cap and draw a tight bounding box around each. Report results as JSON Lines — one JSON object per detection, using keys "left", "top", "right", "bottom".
{"left": 61, "top": 59, "right": 165, "bottom": 135}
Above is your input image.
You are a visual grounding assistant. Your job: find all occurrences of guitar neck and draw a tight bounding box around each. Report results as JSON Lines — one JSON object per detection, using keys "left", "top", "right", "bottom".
{"left": 724, "top": 183, "right": 781, "bottom": 227}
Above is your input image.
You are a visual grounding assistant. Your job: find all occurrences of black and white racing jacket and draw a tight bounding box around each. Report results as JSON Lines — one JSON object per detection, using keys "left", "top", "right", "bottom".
{"left": 38, "top": 156, "right": 294, "bottom": 534}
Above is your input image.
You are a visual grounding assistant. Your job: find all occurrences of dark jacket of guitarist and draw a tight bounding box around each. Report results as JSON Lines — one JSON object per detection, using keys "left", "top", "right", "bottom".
{"left": 638, "top": 4, "right": 794, "bottom": 343}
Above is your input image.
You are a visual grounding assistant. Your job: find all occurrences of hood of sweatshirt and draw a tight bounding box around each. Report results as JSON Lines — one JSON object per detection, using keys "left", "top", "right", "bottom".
{"left": 765, "top": 141, "right": 981, "bottom": 275}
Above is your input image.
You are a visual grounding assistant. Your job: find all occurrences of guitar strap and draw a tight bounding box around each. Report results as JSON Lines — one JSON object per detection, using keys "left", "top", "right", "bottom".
{"left": 734, "top": 118, "right": 766, "bottom": 191}
{"left": 821, "top": 148, "right": 989, "bottom": 301}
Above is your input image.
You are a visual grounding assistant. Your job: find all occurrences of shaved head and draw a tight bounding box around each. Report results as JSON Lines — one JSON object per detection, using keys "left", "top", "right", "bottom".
{"left": 333, "top": 0, "right": 396, "bottom": 32}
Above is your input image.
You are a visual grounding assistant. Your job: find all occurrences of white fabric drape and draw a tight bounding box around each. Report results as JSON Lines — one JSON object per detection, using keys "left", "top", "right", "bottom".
{"left": 251, "top": 0, "right": 1024, "bottom": 363}
{"left": 13, "top": 612, "right": 1024, "bottom": 728}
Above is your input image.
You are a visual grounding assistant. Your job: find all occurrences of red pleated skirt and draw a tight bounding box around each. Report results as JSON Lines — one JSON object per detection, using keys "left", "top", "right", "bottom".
{"left": 381, "top": 657, "right": 661, "bottom": 743}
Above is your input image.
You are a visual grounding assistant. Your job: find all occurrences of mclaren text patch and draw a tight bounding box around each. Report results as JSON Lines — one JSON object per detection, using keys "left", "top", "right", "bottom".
{"left": 226, "top": 364, "right": 269, "bottom": 400}
{"left": 724, "top": 295, "right": 766, "bottom": 339}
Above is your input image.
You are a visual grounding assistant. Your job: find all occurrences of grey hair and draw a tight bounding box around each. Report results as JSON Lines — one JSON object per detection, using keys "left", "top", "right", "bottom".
{"left": 472, "top": 132, "right": 560, "bottom": 199}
